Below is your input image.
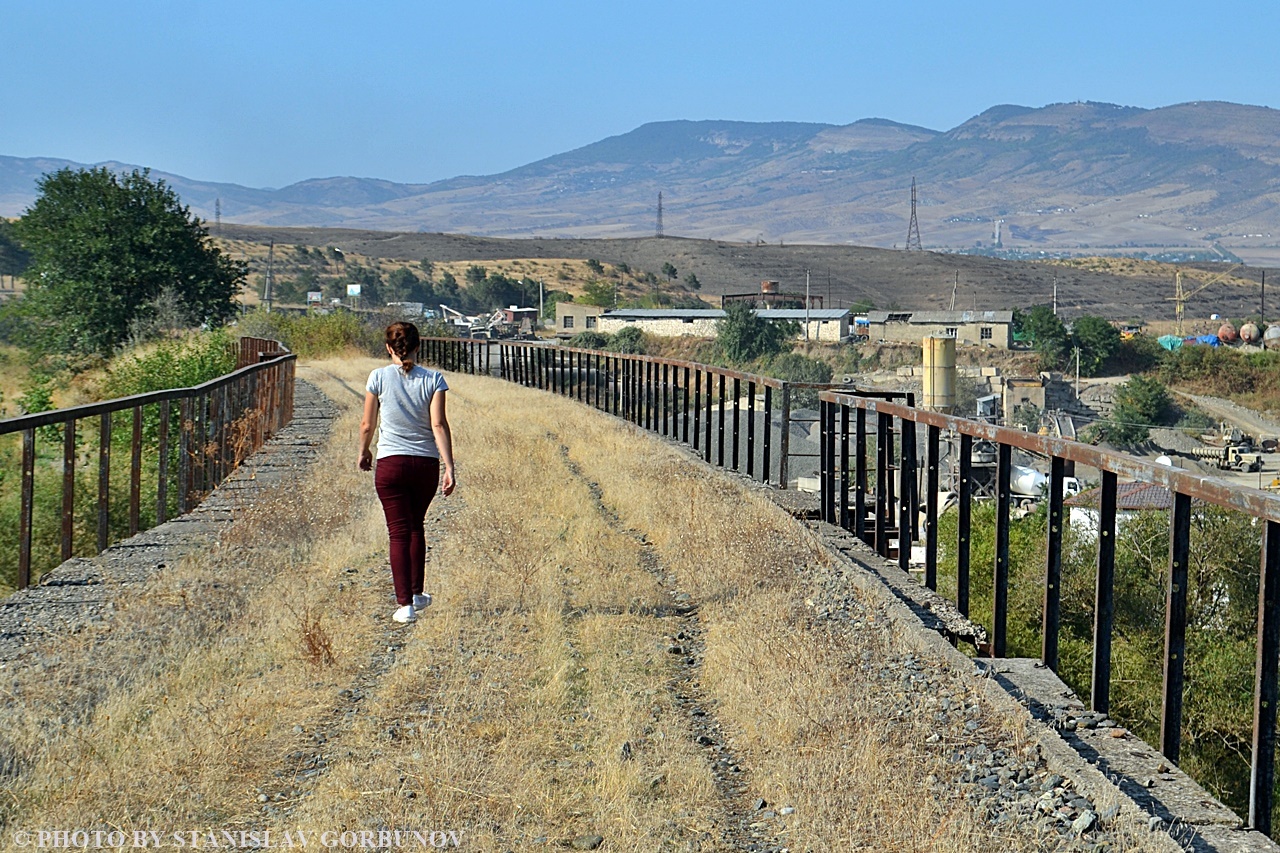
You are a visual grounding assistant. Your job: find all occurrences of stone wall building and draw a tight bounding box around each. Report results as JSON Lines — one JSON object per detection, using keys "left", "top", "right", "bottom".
{"left": 866, "top": 310, "right": 1013, "bottom": 348}
{"left": 595, "top": 308, "right": 850, "bottom": 343}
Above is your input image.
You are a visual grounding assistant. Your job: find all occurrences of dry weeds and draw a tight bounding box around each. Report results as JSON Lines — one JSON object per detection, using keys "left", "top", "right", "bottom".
{"left": 0, "top": 359, "right": 1169, "bottom": 851}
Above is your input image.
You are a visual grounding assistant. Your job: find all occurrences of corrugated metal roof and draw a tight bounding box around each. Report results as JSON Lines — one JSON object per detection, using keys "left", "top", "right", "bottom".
{"left": 604, "top": 309, "right": 850, "bottom": 320}
{"left": 866, "top": 310, "right": 1014, "bottom": 324}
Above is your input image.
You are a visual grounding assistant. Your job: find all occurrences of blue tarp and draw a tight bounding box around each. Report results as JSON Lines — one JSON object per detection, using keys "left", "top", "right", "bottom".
{"left": 1195, "top": 335, "right": 1221, "bottom": 347}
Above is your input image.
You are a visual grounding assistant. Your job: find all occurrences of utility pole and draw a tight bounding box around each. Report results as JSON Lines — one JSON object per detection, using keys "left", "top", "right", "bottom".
{"left": 805, "top": 269, "right": 811, "bottom": 343}
{"left": 264, "top": 240, "right": 275, "bottom": 313}
{"left": 949, "top": 272, "right": 958, "bottom": 311}
{"left": 1262, "top": 269, "right": 1266, "bottom": 326}
{"left": 1053, "top": 275, "right": 1058, "bottom": 315}
{"left": 539, "top": 279, "right": 544, "bottom": 327}
{"left": 1074, "top": 346, "right": 1081, "bottom": 399}
{"left": 656, "top": 192, "right": 664, "bottom": 238}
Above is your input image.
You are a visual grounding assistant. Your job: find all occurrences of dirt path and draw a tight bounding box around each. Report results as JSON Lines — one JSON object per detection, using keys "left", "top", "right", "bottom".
{"left": 0, "top": 359, "right": 1186, "bottom": 852}
{"left": 1177, "top": 391, "right": 1280, "bottom": 443}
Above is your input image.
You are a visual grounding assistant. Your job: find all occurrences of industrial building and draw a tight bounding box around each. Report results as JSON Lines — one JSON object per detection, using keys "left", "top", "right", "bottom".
{"left": 865, "top": 310, "right": 1014, "bottom": 348}
{"left": 555, "top": 303, "right": 606, "bottom": 337}
{"left": 595, "top": 308, "right": 851, "bottom": 343}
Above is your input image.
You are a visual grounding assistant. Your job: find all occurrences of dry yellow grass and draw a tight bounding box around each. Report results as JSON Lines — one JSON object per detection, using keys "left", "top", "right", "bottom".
{"left": 0, "top": 360, "right": 1169, "bottom": 851}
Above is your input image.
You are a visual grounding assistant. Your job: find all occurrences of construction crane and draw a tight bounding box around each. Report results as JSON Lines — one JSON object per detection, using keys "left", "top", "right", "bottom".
{"left": 1169, "top": 264, "right": 1243, "bottom": 336}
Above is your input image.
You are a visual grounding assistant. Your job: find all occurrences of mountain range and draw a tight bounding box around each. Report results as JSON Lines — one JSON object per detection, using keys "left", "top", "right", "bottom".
{"left": 6, "top": 100, "right": 1280, "bottom": 263}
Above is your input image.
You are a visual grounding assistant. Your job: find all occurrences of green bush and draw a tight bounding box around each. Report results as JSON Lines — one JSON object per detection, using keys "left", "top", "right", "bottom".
{"left": 234, "top": 309, "right": 382, "bottom": 359}
{"left": 764, "top": 352, "right": 832, "bottom": 385}
{"left": 286, "top": 311, "right": 374, "bottom": 358}
{"left": 103, "top": 330, "right": 236, "bottom": 398}
{"left": 605, "top": 326, "right": 646, "bottom": 354}
{"left": 569, "top": 331, "right": 610, "bottom": 350}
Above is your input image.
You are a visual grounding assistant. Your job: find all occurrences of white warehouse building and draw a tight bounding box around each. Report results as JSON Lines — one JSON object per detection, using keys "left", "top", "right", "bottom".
{"left": 595, "top": 308, "right": 851, "bottom": 343}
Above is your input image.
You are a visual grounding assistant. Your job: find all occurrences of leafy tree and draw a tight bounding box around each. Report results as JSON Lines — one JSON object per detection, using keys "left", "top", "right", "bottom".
{"left": 387, "top": 267, "right": 420, "bottom": 294}
{"left": 418, "top": 258, "right": 435, "bottom": 279}
{"left": 684, "top": 272, "right": 701, "bottom": 290}
{"left": 1071, "top": 315, "right": 1121, "bottom": 377}
{"left": 436, "top": 271, "right": 460, "bottom": 307}
{"left": 585, "top": 258, "right": 605, "bottom": 275}
{"left": 662, "top": 262, "right": 678, "bottom": 281}
{"left": 464, "top": 264, "right": 487, "bottom": 286}
{"left": 386, "top": 267, "right": 435, "bottom": 305}
{"left": 579, "top": 279, "right": 616, "bottom": 308}
{"left": 465, "top": 272, "right": 522, "bottom": 313}
{"left": 615, "top": 262, "right": 630, "bottom": 275}
{"left": 716, "top": 301, "right": 791, "bottom": 363}
{"left": 1017, "top": 305, "right": 1070, "bottom": 370}
{"left": 0, "top": 219, "right": 31, "bottom": 280}
{"left": 1103, "top": 375, "right": 1172, "bottom": 444}
{"left": 16, "top": 167, "right": 244, "bottom": 356}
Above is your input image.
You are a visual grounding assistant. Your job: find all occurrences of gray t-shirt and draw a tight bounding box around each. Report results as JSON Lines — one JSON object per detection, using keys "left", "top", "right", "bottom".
{"left": 366, "top": 364, "right": 449, "bottom": 459}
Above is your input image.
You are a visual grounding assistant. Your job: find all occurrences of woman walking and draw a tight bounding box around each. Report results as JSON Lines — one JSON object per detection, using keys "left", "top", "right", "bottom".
{"left": 359, "top": 321, "right": 456, "bottom": 623}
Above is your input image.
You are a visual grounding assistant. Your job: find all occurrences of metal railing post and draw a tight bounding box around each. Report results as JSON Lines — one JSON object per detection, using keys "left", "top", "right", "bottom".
{"left": 1251, "top": 520, "right": 1280, "bottom": 833}
{"left": 1161, "top": 491, "right": 1193, "bottom": 762}
{"left": 1092, "top": 471, "right": 1118, "bottom": 714}
{"left": 778, "top": 383, "right": 790, "bottom": 488}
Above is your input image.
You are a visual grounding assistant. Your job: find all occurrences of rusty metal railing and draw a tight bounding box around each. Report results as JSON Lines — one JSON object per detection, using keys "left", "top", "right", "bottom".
{"left": 235, "top": 336, "right": 288, "bottom": 369}
{"left": 418, "top": 338, "right": 920, "bottom": 490}
{"left": 495, "top": 341, "right": 790, "bottom": 486}
{"left": 0, "top": 342, "right": 295, "bottom": 590}
{"left": 817, "top": 389, "right": 1280, "bottom": 836}
{"left": 420, "top": 337, "right": 490, "bottom": 376}
{"left": 418, "top": 338, "right": 804, "bottom": 486}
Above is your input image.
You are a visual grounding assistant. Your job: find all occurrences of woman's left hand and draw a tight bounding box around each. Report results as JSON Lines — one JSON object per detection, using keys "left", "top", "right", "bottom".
{"left": 441, "top": 466, "right": 456, "bottom": 496}
{"left": 359, "top": 449, "right": 373, "bottom": 471}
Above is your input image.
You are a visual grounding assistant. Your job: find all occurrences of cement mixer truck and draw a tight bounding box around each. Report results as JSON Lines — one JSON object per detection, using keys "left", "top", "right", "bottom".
{"left": 1011, "top": 465, "right": 1083, "bottom": 510}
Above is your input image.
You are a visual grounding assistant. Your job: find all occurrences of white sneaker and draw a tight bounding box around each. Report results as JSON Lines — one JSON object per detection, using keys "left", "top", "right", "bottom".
{"left": 412, "top": 593, "right": 432, "bottom": 611}
{"left": 392, "top": 605, "right": 416, "bottom": 623}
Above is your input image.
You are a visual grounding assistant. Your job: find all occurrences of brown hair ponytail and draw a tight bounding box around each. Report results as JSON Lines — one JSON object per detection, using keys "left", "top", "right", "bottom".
{"left": 385, "top": 321, "right": 421, "bottom": 375}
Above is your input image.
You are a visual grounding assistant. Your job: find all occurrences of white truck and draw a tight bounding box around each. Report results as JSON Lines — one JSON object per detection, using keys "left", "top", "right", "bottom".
{"left": 1011, "top": 465, "right": 1083, "bottom": 509}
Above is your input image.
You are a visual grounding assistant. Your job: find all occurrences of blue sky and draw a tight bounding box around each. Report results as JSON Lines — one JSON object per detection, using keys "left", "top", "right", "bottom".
{"left": 5, "top": 0, "right": 1280, "bottom": 189}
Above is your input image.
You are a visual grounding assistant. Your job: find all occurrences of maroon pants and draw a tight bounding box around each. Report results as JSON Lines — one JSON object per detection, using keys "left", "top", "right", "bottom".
{"left": 374, "top": 455, "right": 441, "bottom": 606}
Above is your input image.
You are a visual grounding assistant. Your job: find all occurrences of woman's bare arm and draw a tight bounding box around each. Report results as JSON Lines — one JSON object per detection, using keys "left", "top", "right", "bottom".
{"left": 430, "top": 390, "right": 455, "bottom": 495}
{"left": 358, "top": 392, "right": 379, "bottom": 470}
